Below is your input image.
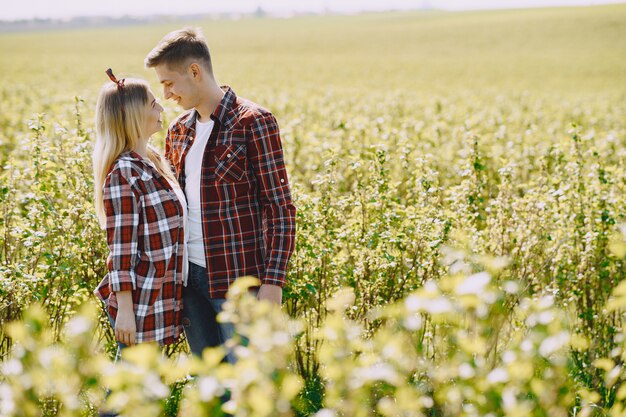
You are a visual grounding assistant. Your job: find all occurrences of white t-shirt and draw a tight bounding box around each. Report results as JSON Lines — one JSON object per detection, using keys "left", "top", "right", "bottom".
{"left": 185, "top": 118, "right": 215, "bottom": 267}
{"left": 165, "top": 178, "right": 189, "bottom": 286}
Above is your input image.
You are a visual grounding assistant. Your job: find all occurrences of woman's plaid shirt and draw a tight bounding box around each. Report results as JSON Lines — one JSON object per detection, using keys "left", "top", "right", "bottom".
{"left": 165, "top": 86, "right": 296, "bottom": 298}
{"left": 94, "top": 151, "right": 185, "bottom": 345}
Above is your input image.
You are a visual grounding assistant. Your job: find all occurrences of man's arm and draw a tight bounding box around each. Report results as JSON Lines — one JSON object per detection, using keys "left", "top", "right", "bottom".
{"left": 247, "top": 112, "right": 297, "bottom": 303}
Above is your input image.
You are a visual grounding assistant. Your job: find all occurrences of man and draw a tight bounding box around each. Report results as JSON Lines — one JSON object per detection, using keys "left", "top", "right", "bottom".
{"left": 144, "top": 27, "right": 296, "bottom": 358}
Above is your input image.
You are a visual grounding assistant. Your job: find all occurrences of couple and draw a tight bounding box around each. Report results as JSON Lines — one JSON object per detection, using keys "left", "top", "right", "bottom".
{"left": 92, "top": 27, "right": 296, "bottom": 360}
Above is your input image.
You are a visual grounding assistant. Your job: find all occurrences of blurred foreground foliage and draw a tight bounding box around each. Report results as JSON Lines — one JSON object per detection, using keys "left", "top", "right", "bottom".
{"left": 4, "top": 256, "right": 626, "bottom": 416}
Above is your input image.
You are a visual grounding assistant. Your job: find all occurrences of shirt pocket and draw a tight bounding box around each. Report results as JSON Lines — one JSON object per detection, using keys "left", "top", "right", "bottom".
{"left": 214, "top": 143, "right": 247, "bottom": 182}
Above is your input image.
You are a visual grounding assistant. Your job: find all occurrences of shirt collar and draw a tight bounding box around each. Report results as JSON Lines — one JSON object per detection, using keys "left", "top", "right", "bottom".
{"left": 117, "top": 151, "right": 166, "bottom": 182}
{"left": 183, "top": 86, "right": 237, "bottom": 130}
{"left": 119, "top": 150, "right": 155, "bottom": 169}
{"left": 118, "top": 150, "right": 143, "bottom": 161}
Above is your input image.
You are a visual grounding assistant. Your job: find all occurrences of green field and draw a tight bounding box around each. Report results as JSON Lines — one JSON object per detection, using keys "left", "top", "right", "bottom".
{"left": 2, "top": 4, "right": 626, "bottom": 96}
{"left": 2, "top": 4, "right": 626, "bottom": 416}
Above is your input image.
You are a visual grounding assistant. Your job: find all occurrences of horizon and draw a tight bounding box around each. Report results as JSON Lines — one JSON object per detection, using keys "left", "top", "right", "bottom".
{"left": 1, "top": 0, "right": 625, "bottom": 21}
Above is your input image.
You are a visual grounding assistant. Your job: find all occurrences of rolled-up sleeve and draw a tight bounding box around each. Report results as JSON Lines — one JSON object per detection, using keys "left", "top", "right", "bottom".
{"left": 104, "top": 171, "right": 140, "bottom": 292}
{"left": 247, "top": 113, "right": 297, "bottom": 287}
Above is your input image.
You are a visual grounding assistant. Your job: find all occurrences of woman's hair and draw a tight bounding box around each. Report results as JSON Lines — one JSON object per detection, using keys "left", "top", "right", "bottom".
{"left": 93, "top": 77, "right": 176, "bottom": 228}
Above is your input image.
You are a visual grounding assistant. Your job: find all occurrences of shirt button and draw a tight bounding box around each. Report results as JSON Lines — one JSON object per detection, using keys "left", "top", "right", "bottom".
{"left": 280, "top": 178, "right": 285, "bottom": 183}
{"left": 227, "top": 154, "right": 232, "bottom": 158}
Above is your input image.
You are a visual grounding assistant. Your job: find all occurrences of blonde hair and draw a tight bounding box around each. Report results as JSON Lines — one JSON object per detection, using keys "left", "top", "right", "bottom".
{"left": 93, "top": 77, "right": 176, "bottom": 228}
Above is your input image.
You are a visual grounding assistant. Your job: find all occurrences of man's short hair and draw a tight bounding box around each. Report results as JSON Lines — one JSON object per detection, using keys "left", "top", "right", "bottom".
{"left": 144, "top": 27, "right": 213, "bottom": 73}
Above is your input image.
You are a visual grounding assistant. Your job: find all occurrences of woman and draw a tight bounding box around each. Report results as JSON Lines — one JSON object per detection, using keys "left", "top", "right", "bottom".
{"left": 93, "top": 69, "right": 188, "bottom": 350}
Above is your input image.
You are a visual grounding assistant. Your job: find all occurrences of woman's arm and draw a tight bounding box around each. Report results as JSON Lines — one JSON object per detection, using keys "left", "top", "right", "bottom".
{"left": 104, "top": 169, "right": 141, "bottom": 344}
{"left": 114, "top": 291, "right": 136, "bottom": 346}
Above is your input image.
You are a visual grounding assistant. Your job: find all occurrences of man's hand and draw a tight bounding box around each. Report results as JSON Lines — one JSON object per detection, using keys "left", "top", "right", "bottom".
{"left": 115, "top": 291, "right": 136, "bottom": 346}
{"left": 257, "top": 284, "right": 282, "bottom": 305}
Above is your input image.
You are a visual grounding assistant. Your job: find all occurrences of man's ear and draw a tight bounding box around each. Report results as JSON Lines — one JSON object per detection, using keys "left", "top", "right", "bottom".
{"left": 189, "top": 63, "right": 201, "bottom": 80}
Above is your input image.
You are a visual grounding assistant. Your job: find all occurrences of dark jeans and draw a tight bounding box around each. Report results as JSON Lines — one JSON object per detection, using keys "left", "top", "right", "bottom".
{"left": 183, "top": 262, "right": 236, "bottom": 363}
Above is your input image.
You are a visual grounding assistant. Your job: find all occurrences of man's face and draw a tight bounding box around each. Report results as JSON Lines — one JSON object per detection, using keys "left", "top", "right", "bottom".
{"left": 154, "top": 63, "right": 197, "bottom": 110}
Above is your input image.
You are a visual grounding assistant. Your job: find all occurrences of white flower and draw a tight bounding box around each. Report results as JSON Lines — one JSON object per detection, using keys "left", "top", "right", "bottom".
{"left": 405, "top": 294, "right": 422, "bottom": 312}
{"left": 539, "top": 331, "right": 569, "bottom": 357}
{"left": 38, "top": 347, "right": 57, "bottom": 369}
{"left": 520, "top": 340, "right": 533, "bottom": 352}
{"left": 537, "top": 296, "right": 555, "bottom": 309}
{"left": 272, "top": 331, "right": 290, "bottom": 346}
{"left": 421, "top": 396, "right": 434, "bottom": 408}
{"left": 65, "top": 316, "right": 91, "bottom": 337}
{"left": 144, "top": 373, "right": 169, "bottom": 398}
{"left": 536, "top": 311, "right": 554, "bottom": 325}
{"left": 354, "top": 363, "right": 398, "bottom": 384}
{"left": 424, "top": 280, "right": 439, "bottom": 293}
{"left": 487, "top": 367, "right": 509, "bottom": 383}
{"left": 426, "top": 297, "right": 454, "bottom": 314}
{"left": 502, "top": 387, "right": 517, "bottom": 410}
{"left": 503, "top": 281, "right": 519, "bottom": 294}
{"left": 458, "top": 363, "right": 475, "bottom": 379}
{"left": 2, "top": 359, "right": 22, "bottom": 376}
{"left": 198, "top": 377, "right": 224, "bottom": 401}
{"left": 456, "top": 272, "right": 491, "bottom": 295}
{"left": 502, "top": 351, "right": 516, "bottom": 363}
{"left": 403, "top": 315, "right": 422, "bottom": 330}
{"left": 0, "top": 383, "right": 15, "bottom": 415}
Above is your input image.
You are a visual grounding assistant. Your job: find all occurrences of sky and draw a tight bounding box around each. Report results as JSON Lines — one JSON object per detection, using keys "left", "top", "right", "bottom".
{"left": 0, "top": 0, "right": 624, "bottom": 21}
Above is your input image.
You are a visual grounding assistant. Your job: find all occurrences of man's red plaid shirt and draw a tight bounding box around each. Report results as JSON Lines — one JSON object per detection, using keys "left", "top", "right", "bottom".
{"left": 165, "top": 86, "right": 296, "bottom": 298}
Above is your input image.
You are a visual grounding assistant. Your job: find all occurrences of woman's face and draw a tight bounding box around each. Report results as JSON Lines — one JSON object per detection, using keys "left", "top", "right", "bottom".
{"left": 143, "top": 89, "right": 164, "bottom": 138}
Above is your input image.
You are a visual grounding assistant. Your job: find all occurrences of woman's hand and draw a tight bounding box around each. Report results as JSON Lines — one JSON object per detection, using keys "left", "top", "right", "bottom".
{"left": 257, "top": 284, "right": 282, "bottom": 305}
{"left": 115, "top": 291, "right": 136, "bottom": 346}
